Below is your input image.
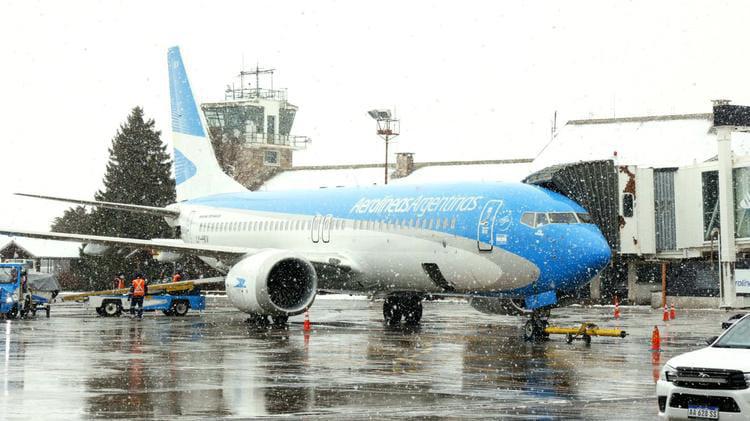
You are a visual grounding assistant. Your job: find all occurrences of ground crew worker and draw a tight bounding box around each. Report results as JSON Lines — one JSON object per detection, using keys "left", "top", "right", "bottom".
{"left": 129, "top": 273, "right": 147, "bottom": 319}
{"left": 114, "top": 273, "right": 126, "bottom": 290}
{"left": 172, "top": 271, "right": 182, "bottom": 283}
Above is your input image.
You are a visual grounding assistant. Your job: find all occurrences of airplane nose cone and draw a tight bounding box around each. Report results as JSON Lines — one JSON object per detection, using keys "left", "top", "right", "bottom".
{"left": 554, "top": 227, "right": 611, "bottom": 291}
{"left": 577, "top": 229, "right": 611, "bottom": 278}
{"left": 590, "top": 234, "right": 612, "bottom": 273}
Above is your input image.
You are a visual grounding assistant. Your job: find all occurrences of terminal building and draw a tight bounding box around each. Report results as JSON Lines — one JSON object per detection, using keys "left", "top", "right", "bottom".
{"left": 197, "top": 68, "right": 750, "bottom": 308}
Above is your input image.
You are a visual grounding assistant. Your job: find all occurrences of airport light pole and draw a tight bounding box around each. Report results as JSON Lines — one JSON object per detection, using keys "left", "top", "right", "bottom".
{"left": 368, "top": 109, "right": 400, "bottom": 184}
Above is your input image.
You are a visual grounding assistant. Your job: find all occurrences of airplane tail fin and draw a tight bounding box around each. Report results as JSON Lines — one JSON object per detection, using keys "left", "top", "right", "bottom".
{"left": 168, "top": 46, "right": 246, "bottom": 202}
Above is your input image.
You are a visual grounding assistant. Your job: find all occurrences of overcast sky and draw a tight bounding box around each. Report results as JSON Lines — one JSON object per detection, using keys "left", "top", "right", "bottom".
{"left": 1, "top": 0, "right": 750, "bottom": 231}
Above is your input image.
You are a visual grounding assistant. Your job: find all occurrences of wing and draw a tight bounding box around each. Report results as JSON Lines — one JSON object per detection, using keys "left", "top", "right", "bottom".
{"left": 15, "top": 193, "right": 180, "bottom": 218}
{"left": 0, "top": 228, "right": 362, "bottom": 276}
{"left": 0, "top": 228, "right": 249, "bottom": 261}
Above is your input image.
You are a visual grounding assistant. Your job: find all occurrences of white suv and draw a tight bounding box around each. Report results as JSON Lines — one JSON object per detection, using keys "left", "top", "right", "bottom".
{"left": 657, "top": 313, "right": 750, "bottom": 419}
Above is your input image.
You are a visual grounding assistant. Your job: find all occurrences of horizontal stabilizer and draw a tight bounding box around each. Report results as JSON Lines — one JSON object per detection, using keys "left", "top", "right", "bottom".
{"left": 15, "top": 193, "right": 180, "bottom": 218}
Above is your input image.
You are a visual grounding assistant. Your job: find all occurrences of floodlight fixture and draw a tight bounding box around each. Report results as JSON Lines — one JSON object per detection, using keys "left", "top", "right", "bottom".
{"left": 367, "top": 109, "right": 392, "bottom": 120}
{"left": 367, "top": 108, "right": 400, "bottom": 185}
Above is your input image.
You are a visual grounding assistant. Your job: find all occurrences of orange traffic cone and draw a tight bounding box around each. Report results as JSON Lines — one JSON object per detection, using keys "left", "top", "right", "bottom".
{"left": 651, "top": 325, "right": 661, "bottom": 352}
{"left": 670, "top": 303, "right": 676, "bottom": 320}
{"left": 614, "top": 296, "right": 620, "bottom": 319}
{"left": 663, "top": 304, "right": 669, "bottom": 322}
{"left": 303, "top": 310, "right": 311, "bottom": 332}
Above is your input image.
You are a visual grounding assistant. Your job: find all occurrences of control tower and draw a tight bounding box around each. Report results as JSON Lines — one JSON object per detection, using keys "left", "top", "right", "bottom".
{"left": 200, "top": 66, "right": 310, "bottom": 190}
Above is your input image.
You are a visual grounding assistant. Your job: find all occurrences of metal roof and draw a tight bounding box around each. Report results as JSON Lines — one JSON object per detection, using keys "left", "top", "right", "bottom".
{"left": 533, "top": 113, "right": 750, "bottom": 172}
{"left": 0, "top": 236, "right": 81, "bottom": 259}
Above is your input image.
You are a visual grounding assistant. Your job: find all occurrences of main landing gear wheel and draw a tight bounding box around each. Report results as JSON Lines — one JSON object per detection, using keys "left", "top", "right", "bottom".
{"left": 383, "top": 296, "right": 403, "bottom": 325}
{"left": 523, "top": 317, "right": 549, "bottom": 342}
{"left": 271, "top": 315, "right": 289, "bottom": 327}
{"left": 246, "top": 314, "right": 269, "bottom": 326}
{"left": 403, "top": 296, "right": 423, "bottom": 325}
{"left": 383, "top": 295, "right": 423, "bottom": 325}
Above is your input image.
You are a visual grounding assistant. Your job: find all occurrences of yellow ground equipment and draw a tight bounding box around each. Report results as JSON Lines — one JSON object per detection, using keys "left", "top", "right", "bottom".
{"left": 545, "top": 322, "right": 627, "bottom": 344}
{"left": 61, "top": 277, "right": 224, "bottom": 302}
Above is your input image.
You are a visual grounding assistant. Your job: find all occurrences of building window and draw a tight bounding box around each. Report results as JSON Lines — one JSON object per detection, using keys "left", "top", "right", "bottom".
{"left": 622, "top": 193, "right": 635, "bottom": 218}
{"left": 264, "top": 150, "right": 279, "bottom": 166}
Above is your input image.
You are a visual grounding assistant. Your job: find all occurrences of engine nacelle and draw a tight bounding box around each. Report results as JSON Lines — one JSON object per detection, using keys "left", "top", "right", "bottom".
{"left": 225, "top": 249, "right": 317, "bottom": 316}
{"left": 469, "top": 297, "right": 526, "bottom": 316}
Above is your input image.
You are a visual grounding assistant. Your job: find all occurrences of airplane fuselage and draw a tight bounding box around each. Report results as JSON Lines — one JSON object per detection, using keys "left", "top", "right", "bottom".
{"left": 172, "top": 181, "right": 611, "bottom": 302}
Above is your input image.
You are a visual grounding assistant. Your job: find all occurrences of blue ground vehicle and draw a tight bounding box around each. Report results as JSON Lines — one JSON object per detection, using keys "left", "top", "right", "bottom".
{"left": 0, "top": 262, "right": 55, "bottom": 318}
{"left": 88, "top": 291, "right": 206, "bottom": 317}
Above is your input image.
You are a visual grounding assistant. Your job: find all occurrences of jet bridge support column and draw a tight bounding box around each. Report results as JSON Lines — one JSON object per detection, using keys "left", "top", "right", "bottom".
{"left": 716, "top": 124, "right": 736, "bottom": 308}
{"left": 713, "top": 101, "right": 750, "bottom": 308}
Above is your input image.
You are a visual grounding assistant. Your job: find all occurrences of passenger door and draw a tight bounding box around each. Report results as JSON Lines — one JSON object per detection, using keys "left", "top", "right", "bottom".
{"left": 477, "top": 200, "right": 502, "bottom": 251}
{"left": 311, "top": 215, "right": 321, "bottom": 243}
{"left": 321, "top": 214, "right": 333, "bottom": 243}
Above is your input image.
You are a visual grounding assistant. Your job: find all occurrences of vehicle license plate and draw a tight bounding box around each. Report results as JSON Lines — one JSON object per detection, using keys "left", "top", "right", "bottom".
{"left": 687, "top": 405, "right": 719, "bottom": 419}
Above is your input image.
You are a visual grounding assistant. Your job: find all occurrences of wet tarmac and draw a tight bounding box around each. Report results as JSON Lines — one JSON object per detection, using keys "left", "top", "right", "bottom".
{"left": 0, "top": 297, "right": 735, "bottom": 419}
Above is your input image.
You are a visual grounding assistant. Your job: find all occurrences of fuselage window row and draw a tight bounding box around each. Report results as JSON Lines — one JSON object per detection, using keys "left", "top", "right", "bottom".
{"left": 198, "top": 215, "right": 459, "bottom": 234}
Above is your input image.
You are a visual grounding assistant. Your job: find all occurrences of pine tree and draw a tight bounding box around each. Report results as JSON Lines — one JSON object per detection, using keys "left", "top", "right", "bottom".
{"left": 53, "top": 107, "right": 176, "bottom": 289}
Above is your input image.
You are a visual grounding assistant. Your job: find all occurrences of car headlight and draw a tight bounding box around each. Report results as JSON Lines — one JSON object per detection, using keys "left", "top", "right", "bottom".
{"left": 660, "top": 364, "right": 677, "bottom": 382}
{"left": 5, "top": 295, "right": 14, "bottom": 304}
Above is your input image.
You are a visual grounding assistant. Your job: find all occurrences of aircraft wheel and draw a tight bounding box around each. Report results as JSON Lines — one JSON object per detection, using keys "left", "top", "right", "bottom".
{"left": 271, "top": 315, "right": 289, "bottom": 327}
{"left": 383, "top": 296, "right": 402, "bottom": 325}
{"left": 246, "top": 314, "right": 269, "bottom": 326}
{"left": 172, "top": 301, "right": 189, "bottom": 317}
{"left": 523, "top": 318, "right": 547, "bottom": 342}
{"left": 403, "top": 296, "right": 423, "bottom": 325}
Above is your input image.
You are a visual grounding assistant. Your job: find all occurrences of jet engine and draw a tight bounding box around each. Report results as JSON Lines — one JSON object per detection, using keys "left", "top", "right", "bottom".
{"left": 225, "top": 249, "right": 317, "bottom": 316}
{"left": 469, "top": 296, "right": 527, "bottom": 316}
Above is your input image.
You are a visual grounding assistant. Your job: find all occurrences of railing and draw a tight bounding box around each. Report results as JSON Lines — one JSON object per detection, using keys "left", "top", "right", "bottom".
{"left": 224, "top": 87, "right": 287, "bottom": 102}
{"left": 241, "top": 133, "right": 311, "bottom": 149}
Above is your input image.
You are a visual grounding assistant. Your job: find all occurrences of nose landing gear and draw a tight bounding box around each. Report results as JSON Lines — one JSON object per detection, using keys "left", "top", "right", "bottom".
{"left": 523, "top": 310, "right": 550, "bottom": 342}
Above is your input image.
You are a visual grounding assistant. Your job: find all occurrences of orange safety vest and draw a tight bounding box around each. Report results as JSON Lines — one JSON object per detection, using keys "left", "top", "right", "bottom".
{"left": 132, "top": 278, "right": 146, "bottom": 297}
{"left": 117, "top": 278, "right": 125, "bottom": 289}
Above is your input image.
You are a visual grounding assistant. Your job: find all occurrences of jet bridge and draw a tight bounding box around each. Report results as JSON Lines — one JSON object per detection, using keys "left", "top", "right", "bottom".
{"left": 523, "top": 160, "right": 620, "bottom": 252}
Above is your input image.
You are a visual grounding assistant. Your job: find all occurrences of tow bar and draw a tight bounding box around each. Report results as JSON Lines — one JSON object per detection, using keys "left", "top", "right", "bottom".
{"left": 545, "top": 323, "right": 627, "bottom": 344}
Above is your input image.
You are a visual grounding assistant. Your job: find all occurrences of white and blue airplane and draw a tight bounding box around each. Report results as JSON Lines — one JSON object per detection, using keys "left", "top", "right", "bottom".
{"left": 2, "top": 47, "right": 610, "bottom": 338}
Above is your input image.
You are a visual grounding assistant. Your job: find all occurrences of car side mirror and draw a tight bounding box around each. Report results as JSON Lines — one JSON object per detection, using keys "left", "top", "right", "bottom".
{"left": 706, "top": 336, "right": 719, "bottom": 345}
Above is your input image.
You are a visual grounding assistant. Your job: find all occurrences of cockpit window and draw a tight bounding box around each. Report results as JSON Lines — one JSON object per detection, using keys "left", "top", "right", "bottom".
{"left": 548, "top": 213, "right": 578, "bottom": 224}
{"left": 522, "top": 212, "right": 591, "bottom": 228}
{"left": 576, "top": 213, "right": 593, "bottom": 223}
{"left": 520, "top": 212, "right": 535, "bottom": 227}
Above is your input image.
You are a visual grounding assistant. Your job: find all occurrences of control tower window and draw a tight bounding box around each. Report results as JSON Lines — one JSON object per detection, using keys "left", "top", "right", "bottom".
{"left": 264, "top": 150, "right": 279, "bottom": 166}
